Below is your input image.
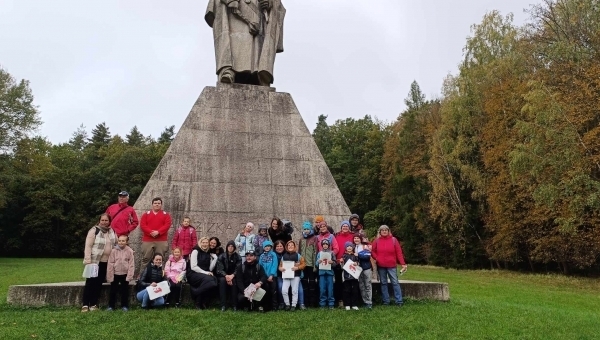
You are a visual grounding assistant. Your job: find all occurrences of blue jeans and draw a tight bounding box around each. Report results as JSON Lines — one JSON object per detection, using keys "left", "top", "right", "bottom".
{"left": 378, "top": 267, "right": 403, "bottom": 305}
{"left": 136, "top": 289, "right": 165, "bottom": 308}
{"left": 318, "top": 274, "right": 334, "bottom": 307}
{"left": 278, "top": 277, "right": 304, "bottom": 306}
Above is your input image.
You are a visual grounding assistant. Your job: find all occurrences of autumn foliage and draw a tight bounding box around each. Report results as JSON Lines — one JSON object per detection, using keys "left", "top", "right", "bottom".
{"left": 314, "top": 0, "right": 600, "bottom": 274}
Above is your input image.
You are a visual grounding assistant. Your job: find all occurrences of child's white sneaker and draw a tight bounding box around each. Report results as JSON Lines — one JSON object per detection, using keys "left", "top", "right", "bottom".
{"left": 345, "top": 306, "right": 351, "bottom": 311}
{"left": 352, "top": 306, "right": 359, "bottom": 310}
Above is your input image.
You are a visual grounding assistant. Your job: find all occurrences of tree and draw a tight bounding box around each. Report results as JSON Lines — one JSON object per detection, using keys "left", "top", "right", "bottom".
{"left": 158, "top": 125, "right": 176, "bottom": 144}
{"left": 88, "top": 122, "right": 111, "bottom": 150}
{"left": 0, "top": 66, "right": 41, "bottom": 153}
{"left": 126, "top": 126, "right": 145, "bottom": 146}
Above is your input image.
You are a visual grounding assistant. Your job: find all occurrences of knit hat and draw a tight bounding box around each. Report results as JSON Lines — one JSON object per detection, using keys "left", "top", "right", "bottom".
{"left": 315, "top": 215, "right": 324, "bottom": 223}
{"left": 340, "top": 220, "right": 350, "bottom": 228}
{"left": 349, "top": 213, "right": 360, "bottom": 221}
{"left": 321, "top": 239, "right": 330, "bottom": 246}
{"left": 258, "top": 223, "right": 268, "bottom": 230}
{"left": 344, "top": 241, "right": 354, "bottom": 249}
{"left": 302, "top": 221, "right": 312, "bottom": 230}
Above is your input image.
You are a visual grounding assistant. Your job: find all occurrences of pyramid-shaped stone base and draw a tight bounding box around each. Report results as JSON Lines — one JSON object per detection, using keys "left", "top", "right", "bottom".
{"left": 129, "top": 83, "right": 350, "bottom": 262}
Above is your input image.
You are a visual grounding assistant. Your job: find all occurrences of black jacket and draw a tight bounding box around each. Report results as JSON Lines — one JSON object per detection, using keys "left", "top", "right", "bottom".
{"left": 235, "top": 260, "right": 267, "bottom": 292}
{"left": 216, "top": 251, "right": 242, "bottom": 277}
{"left": 138, "top": 264, "right": 166, "bottom": 290}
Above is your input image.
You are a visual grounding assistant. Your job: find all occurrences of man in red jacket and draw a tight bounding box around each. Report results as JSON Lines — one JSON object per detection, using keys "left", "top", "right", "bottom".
{"left": 140, "top": 197, "right": 172, "bottom": 269}
{"left": 371, "top": 225, "right": 408, "bottom": 306}
{"left": 106, "top": 191, "right": 139, "bottom": 237}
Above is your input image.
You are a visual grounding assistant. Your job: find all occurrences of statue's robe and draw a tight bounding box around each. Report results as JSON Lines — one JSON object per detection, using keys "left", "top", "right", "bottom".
{"left": 205, "top": 0, "right": 285, "bottom": 85}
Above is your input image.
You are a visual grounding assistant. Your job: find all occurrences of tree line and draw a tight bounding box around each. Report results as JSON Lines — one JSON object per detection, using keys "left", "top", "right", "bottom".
{"left": 314, "top": 0, "right": 600, "bottom": 275}
{"left": 1, "top": 0, "right": 598, "bottom": 274}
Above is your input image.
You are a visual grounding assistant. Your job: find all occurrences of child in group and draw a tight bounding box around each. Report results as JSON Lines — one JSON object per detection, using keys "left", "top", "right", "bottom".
{"left": 106, "top": 235, "right": 135, "bottom": 311}
{"left": 171, "top": 216, "right": 198, "bottom": 261}
{"left": 298, "top": 220, "right": 318, "bottom": 308}
{"left": 274, "top": 240, "right": 286, "bottom": 310}
{"left": 164, "top": 247, "right": 186, "bottom": 307}
{"left": 258, "top": 240, "right": 278, "bottom": 311}
{"left": 254, "top": 224, "right": 270, "bottom": 255}
{"left": 354, "top": 234, "right": 373, "bottom": 309}
{"left": 316, "top": 238, "right": 335, "bottom": 309}
{"left": 341, "top": 241, "right": 360, "bottom": 310}
{"left": 279, "top": 240, "right": 306, "bottom": 311}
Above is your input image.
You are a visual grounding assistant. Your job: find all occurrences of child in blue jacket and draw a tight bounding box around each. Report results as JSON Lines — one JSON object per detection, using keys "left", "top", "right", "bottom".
{"left": 259, "top": 240, "right": 278, "bottom": 311}
{"left": 316, "top": 239, "right": 335, "bottom": 309}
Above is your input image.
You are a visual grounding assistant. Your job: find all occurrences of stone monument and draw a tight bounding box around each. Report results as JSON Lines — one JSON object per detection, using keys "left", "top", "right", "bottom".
{"left": 128, "top": 0, "right": 350, "bottom": 272}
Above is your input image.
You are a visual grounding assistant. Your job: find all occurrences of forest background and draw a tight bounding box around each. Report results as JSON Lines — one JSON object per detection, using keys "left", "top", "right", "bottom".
{"left": 1, "top": 0, "right": 599, "bottom": 275}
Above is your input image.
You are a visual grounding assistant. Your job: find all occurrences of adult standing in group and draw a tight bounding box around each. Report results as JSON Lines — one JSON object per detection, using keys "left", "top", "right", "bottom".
{"left": 268, "top": 217, "right": 292, "bottom": 244}
{"left": 235, "top": 222, "right": 256, "bottom": 263}
{"left": 371, "top": 225, "right": 407, "bottom": 306}
{"left": 235, "top": 250, "right": 270, "bottom": 312}
{"left": 187, "top": 237, "right": 218, "bottom": 309}
{"left": 105, "top": 191, "right": 139, "bottom": 237}
{"left": 81, "top": 213, "right": 117, "bottom": 312}
{"left": 334, "top": 220, "right": 354, "bottom": 307}
{"left": 140, "top": 197, "right": 172, "bottom": 269}
{"left": 298, "top": 221, "right": 318, "bottom": 307}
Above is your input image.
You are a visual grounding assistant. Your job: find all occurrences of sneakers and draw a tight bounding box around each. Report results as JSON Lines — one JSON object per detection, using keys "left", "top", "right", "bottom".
{"left": 352, "top": 306, "right": 359, "bottom": 310}
{"left": 366, "top": 304, "right": 372, "bottom": 309}
{"left": 122, "top": 307, "right": 129, "bottom": 312}
{"left": 278, "top": 303, "right": 285, "bottom": 310}
{"left": 106, "top": 307, "right": 113, "bottom": 311}
{"left": 329, "top": 306, "right": 334, "bottom": 310}
{"left": 81, "top": 306, "right": 89, "bottom": 313}
{"left": 285, "top": 305, "right": 291, "bottom": 311}
{"left": 299, "top": 304, "right": 306, "bottom": 310}
{"left": 89, "top": 305, "right": 98, "bottom": 311}
{"left": 258, "top": 306, "right": 264, "bottom": 312}
{"left": 345, "top": 306, "right": 351, "bottom": 311}
{"left": 221, "top": 306, "right": 226, "bottom": 312}
{"left": 290, "top": 306, "right": 296, "bottom": 312}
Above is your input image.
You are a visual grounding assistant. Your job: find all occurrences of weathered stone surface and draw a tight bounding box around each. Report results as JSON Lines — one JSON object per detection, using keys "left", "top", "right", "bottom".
{"left": 7, "top": 280, "right": 449, "bottom": 306}
{"left": 129, "top": 83, "right": 351, "bottom": 273}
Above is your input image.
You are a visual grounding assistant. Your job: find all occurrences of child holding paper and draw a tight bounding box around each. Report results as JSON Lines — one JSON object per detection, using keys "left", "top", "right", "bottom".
{"left": 106, "top": 235, "right": 135, "bottom": 311}
{"left": 354, "top": 234, "right": 373, "bottom": 309}
{"left": 316, "top": 238, "right": 335, "bottom": 309}
{"left": 278, "top": 240, "right": 305, "bottom": 311}
{"left": 342, "top": 242, "right": 360, "bottom": 310}
{"left": 164, "top": 247, "right": 186, "bottom": 307}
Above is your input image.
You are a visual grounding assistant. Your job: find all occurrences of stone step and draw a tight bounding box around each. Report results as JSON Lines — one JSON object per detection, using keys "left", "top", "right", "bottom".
{"left": 7, "top": 280, "right": 449, "bottom": 307}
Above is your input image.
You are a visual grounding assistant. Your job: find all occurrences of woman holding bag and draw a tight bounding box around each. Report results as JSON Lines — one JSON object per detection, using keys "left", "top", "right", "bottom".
{"left": 81, "top": 213, "right": 117, "bottom": 312}
{"left": 187, "top": 237, "right": 218, "bottom": 309}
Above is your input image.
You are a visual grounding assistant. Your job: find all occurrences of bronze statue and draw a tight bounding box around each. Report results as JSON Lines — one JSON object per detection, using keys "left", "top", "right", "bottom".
{"left": 205, "top": 0, "right": 285, "bottom": 86}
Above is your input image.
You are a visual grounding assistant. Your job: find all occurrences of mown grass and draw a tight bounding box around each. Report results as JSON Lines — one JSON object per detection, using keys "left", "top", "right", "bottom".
{"left": 1, "top": 258, "right": 599, "bottom": 339}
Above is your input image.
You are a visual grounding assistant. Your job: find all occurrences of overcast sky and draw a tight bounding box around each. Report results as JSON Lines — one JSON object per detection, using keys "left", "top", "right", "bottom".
{"left": 0, "top": 0, "right": 532, "bottom": 144}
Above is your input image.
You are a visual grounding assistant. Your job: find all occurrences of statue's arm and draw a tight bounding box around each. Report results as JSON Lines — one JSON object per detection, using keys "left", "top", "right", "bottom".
{"left": 221, "top": 0, "right": 239, "bottom": 7}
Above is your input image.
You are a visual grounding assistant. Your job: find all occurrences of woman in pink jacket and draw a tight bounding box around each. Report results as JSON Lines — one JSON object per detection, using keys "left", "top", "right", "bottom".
{"left": 371, "top": 225, "right": 407, "bottom": 306}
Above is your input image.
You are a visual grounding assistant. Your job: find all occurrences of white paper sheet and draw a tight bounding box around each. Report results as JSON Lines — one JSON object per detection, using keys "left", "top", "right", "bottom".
{"left": 82, "top": 264, "right": 98, "bottom": 278}
{"left": 343, "top": 260, "right": 363, "bottom": 280}
{"left": 282, "top": 261, "right": 295, "bottom": 279}
{"left": 146, "top": 280, "right": 170, "bottom": 300}
{"left": 318, "top": 252, "right": 332, "bottom": 271}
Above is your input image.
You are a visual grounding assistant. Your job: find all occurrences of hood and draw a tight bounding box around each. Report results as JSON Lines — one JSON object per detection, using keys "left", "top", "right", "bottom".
{"left": 262, "top": 240, "right": 274, "bottom": 249}
{"left": 225, "top": 240, "right": 236, "bottom": 252}
{"left": 349, "top": 213, "right": 360, "bottom": 221}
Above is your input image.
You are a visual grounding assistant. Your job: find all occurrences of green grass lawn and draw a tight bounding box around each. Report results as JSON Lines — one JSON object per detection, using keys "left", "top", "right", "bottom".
{"left": 1, "top": 258, "right": 599, "bottom": 339}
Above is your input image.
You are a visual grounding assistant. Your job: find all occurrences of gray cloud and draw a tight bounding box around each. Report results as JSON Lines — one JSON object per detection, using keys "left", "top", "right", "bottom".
{"left": 0, "top": 0, "right": 531, "bottom": 143}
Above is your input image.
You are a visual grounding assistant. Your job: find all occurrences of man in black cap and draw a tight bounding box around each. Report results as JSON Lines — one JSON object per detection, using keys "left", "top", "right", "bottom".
{"left": 105, "top": 191, "right": 139, "bottom": 237}
{"left": 235, "top": 250, "right": 270, "bottom": 312}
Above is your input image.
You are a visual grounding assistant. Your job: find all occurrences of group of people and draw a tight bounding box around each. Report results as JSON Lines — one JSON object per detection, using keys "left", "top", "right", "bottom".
{"left": 81, "top": 191, "right": 408, "bottom": 312}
